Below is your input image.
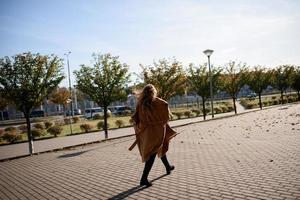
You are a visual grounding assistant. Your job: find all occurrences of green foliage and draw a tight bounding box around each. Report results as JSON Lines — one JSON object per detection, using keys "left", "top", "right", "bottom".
{"left": 47, "top": 125, "right": 63, "bottom": 137}
{"left": 115, "top": 119, "right": 125, "bottom": 128}
{"left": 188, "top": 64, "right": 222, "bottom": 103}
{"left": 44, "top": 121, "right": 53, "bottom": 129}
{"left": 140, "top": 58, "right": 186, "bottom": 100}
{"left": 292, "top": 66, "right": 300, "bottom": 100}
{"left": 74, "top": 53, "right": 130, "bottom": 137}
{"left": 214, "top": 107, "right": 223, "bottom": 114}
{"left": 220, "top": 61, "right": 248, "bottom": 113}
{"left": 80, "top": 123, "right": 93, "bottom": 133}
{"left": 0, "top": 52, "right": 64, "bottom": 151}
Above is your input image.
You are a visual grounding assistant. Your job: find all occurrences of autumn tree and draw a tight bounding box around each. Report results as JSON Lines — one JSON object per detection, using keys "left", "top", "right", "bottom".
{"left": 246, "top": 66, "right": 272, "bottom": 109}
{"left": 0, "top": 52, "right": 64, "bottom": 154}
{"left": 140, "top": 58, "right": 186, "bottom": 100}
{"left": 49, "top": 87, "right": 71, "bottom": 114}
{"left": 271, "top": 65, "right": 295, "bottom": 104}
{"left": 220, "top": 61, "right": 248, "bottom": 114}
{"left": 0, "top": 92, "right": 10, "bottom": 120}
{"left": 292, "top": 66, "right": 300, "bottom": 101}
{"left": 188, "top": 63, "right": 222, "bottom": 120}
{"left": 74, "top": 53, "right": 130, "bottom": 139}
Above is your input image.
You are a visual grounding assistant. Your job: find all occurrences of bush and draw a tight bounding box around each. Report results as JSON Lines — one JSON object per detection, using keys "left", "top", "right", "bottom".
{"left": 262, "top": 101, "right": 269, "bottom": 107}
{"left": 47, "top": 125, "right": 63, "bottom": 137}
{"left": 287, "top": 96, "right": 296, "bottom": 103}
{"left": 31, "top": 129, "right": 43, "bottom": 139}
{"left": 115, "top": 119, "right": 125, "bottom": 128}
{"left": 0, "top": 129, "right": 4, "bottom": 136}
{"left": 4, "top": 126, "right": 17, "bottom": 132}
{"left": 93, "top": 114, "right": 103, "bottom": 120}
{"left": 64, "top": 117, "right": 72, "bottom": 124}
{"left": 72, "top": 116, "right": 80, "bottom": 123}
{"left": 97, "top": 121, "right": 111, "bottom": 130}
{"left": 205, "top": 107, "right": 211, "bottom": 114}
{"left": 18, "top": 125, "right": 28, "bottom": 133}
{"left": 80, "top": 123, "right": 93, "bottom": 133}
{"left": 3, "top": 131, "right": 22, "bottom": 143}
{"left": 184, "top": 111, "right": 193, "bottom": 118}
{"left": 34, "top": 123, "right": 45, "bottom": 130}
{"left": 271, "top": 96, "right": 277, "bottom": 100}
{"left": 44, "top": 121, "right": 53, "bottom": 129}
{"left": 129, "top": 118, "right": 134, "bottom": 125}
{"left": 219, "top": 105, "right": 228, "bottom": 113}
{"left": 214, "top": 107, "right": 223, "bottom": 114}
{"left": 172, "top": 111, "right": 184, "bottom": 119}
{"left": 273, "top": 100, "right": 279, "bottom": 105}
{"left": 191, "top": 109, "right": 201, "bottom": 116}
{"left": 55, "top": 119, "right": 65, "bottom": 126}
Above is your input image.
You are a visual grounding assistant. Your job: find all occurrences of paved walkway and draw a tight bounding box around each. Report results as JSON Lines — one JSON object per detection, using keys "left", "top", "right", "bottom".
{"left": 0, "top": 102, "right": 255, "bottom": 160}
{"left": 0, "top": 103, "right": 299, "bottom": 199}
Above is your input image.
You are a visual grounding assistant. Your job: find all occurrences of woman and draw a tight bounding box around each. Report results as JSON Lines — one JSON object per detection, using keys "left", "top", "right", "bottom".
{"left": 129, "top": 84, "right": 177, "bottom": 187}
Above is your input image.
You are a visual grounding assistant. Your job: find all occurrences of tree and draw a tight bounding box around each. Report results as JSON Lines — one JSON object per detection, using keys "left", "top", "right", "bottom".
{"left": 0, "top": 92, "right": 10, "bottom": 120}
{"left": 292, "top": 66, "right": 300, "bottom": 101}
{"left": 188, "top": 63, "right": 222, "bottom": 120}
{"left": 271, "top": 65, "right": 295, "bottom": 104}
{"left": 220, "top": 61, "right": 248, "bottom": 114}
{"left": 140, "top": 58, "right": 186, "bottom": 100}
{"left": 246, "top": 66, "right": 272, "bottom": 109}
{"left": 74, "top": 53, "right": 130, "bottom": 139}
{"left": 0, "top": 52, "right": 64, "bottom": 154}
{"left": 49, "top": 87, "right": 71, "bottom": 114}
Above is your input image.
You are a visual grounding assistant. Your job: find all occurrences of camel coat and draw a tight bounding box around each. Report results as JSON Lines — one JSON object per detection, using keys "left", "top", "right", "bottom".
{"left": 130, "top": 97, "right": 177, "bottom": 162}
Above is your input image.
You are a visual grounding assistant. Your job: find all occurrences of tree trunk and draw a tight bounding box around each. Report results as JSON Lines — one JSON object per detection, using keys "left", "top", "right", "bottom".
{"left": 103, "top": 105, "right": 108, "bottom": 139}
{"left": 202, "top": 98, "right": 206, "bottom": 120}
{"left": 281, "top": 90, "right": 284, "bottom": 104}
{"left": 258, "top": 93, "right": 262, "bottom": 110}
{"left": 233, "top": 97, "right": 237, "bottom": 114}
{"left": 0, "top": 111, "right": 3, "bottom": 121}
{"left": 297, "top": 90, "right": 300, "bottom": 101}
{"left": 24, "top": 112, "right": 34, "bottom": 154}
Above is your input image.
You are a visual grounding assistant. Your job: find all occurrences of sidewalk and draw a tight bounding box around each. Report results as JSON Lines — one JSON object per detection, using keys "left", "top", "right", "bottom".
{"left": 0, "top": 103, "right": 299, "bottom": 199}
{"left": 0, "top": 102, "right": 282, "bottom": 161}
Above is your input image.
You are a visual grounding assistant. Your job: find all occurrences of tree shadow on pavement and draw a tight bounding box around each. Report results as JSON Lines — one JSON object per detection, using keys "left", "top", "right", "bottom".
{"left": 108, "top": 174, "right": 168, "bottom": 200}
{"left": 57, "top": 150, "right": 91, "bottom": 158}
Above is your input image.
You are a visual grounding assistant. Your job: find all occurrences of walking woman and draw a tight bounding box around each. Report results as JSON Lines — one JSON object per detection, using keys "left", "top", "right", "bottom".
{"left": 129, "top": 84, "right": 177, "bottom": 187}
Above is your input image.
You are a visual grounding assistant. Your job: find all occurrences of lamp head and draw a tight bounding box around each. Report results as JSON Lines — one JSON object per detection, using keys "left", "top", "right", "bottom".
{"left": 203, "top": 49, "right": 214, "bottom": 57}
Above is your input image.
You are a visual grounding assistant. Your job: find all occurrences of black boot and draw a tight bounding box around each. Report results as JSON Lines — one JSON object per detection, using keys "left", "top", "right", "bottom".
{"left": 161, "top": 155, "right": 175, "bottom": 175}
{"left": 140, "top": 154, "right": 156, "bottom": 187}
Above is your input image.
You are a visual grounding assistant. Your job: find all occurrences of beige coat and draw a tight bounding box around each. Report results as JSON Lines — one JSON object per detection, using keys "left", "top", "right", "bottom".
{"left": 130, "top": 97, "right": 177, "bottom": 162}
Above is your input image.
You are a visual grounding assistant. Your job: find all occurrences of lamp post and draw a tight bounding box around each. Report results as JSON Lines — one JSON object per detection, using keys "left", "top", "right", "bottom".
{"left": 64, "top": 51, "right": 73, "bottom": 135}
{"left": 64, "top": 51, "right": 74, "bottom": 117}
{"left": 203, "top": 49, "right": 214, "bottom": 118}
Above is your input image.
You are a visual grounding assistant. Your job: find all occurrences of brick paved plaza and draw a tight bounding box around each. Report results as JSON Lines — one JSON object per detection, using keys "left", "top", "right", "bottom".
{"left": 0, "top": 103, "right": 299, "bottom": 200}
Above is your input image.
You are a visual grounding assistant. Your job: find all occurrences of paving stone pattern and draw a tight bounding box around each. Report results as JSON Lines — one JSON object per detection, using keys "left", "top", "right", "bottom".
{"left": 0, "top": 103, "right": 299, "bottom": 199}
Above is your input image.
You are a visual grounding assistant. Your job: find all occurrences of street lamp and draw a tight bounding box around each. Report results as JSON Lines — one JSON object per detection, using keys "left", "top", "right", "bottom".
{"left": 203, "top": 49, "right": 214, "bottom": 118}
{"left": 64, "top": 51, "right": 73, "bottom": 135}
{"left": 64, "top": 51, "right": 74, "bottom": 117}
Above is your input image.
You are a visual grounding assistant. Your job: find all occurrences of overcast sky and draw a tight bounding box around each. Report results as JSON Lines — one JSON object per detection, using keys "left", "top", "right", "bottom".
{"left": 1, "top": 0, "right": 299, "bottom": 86}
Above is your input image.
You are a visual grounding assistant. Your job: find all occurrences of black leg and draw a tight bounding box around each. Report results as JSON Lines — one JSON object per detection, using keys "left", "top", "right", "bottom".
{"left": 161, "top": 155, "right": 175, "bottom": 175}
{"left": 140, "top": 154, "right": 156, "bottom": 187}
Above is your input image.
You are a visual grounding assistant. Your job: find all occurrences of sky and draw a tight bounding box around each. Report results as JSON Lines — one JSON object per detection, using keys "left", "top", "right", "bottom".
{"left": 1, "top": 0, "right": 300, "bottom": 87}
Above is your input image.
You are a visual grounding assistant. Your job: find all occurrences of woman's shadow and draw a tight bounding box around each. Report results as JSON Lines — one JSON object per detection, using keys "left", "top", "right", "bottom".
{"left": 108, "top": 174, "right": 168, "bottom": 200}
